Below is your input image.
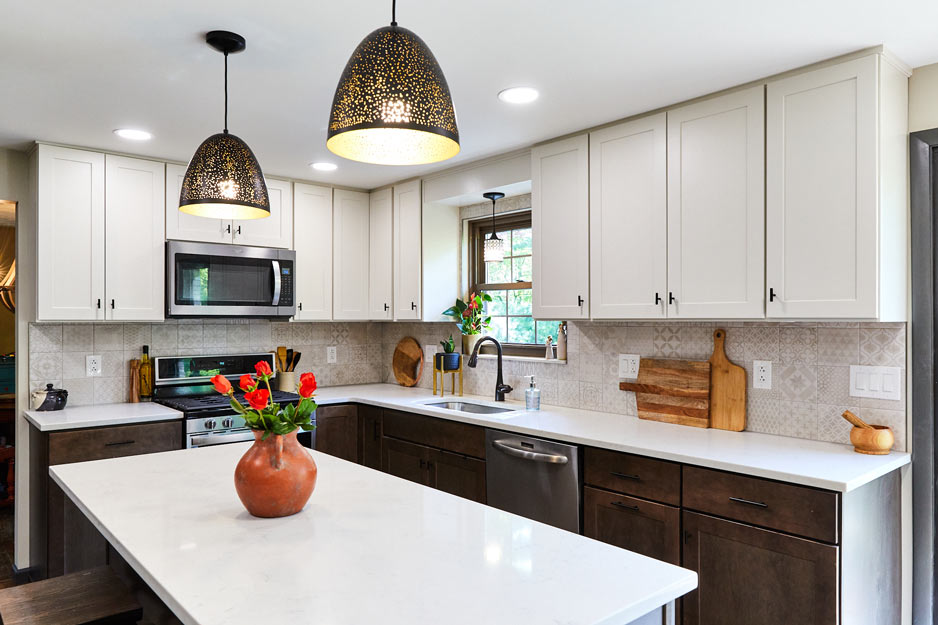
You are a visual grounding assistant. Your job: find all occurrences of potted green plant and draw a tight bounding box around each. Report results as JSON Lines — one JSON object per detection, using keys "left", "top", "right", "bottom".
{"left": 442, "top": 292, "right": 492, "bottom": 355}
{"left": 435, "top": 335, "right": 461, "bottom": 371}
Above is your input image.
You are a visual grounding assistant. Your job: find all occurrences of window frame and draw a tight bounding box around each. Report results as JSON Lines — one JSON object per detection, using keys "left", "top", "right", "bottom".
{"left": 469, "top": 210, "right": 558, "bottom": 357}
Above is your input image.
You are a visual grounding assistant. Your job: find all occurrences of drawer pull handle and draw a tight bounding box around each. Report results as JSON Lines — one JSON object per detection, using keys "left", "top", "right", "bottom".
{"left": 104, "top": 440, "right": 135, "bottom": 447}
{"left": 610, "top": 471, "right": 641, "bottom": 481}
{"left": 729, "top": 496, "right": 768, "bottom": 508}
{"left": 611, "top": 501, "right": 640, "bottom": 512}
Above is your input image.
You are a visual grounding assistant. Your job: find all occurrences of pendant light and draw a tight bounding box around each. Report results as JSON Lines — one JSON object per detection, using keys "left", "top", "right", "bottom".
{"left": 326, "top": 0, "right": 460, "bottom": 165}
{"left": 178, "top": 31, "right": 270, "bottom": 220}
{"left": 482, "top": 192, "right": 505, "bottom": 263}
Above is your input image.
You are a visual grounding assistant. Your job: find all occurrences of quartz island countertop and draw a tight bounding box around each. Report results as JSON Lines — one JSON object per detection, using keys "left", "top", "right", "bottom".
{"left": 51, "top": 444, "right": 696, "bottom": 625}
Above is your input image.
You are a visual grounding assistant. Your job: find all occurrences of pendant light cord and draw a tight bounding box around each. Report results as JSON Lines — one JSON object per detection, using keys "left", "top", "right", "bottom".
{"left": 391, "top": 0, "right": 397, "bottom": 26}
{"left": 490, "top": 197, "right": 497, "bottom": 238}
{"left": 223, "top": 51, "right": 229, "bottom": 134}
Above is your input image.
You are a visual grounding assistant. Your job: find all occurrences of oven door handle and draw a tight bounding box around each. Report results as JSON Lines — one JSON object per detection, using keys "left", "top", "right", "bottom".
{"left": 190, "top": 431, "right": 256, "bottom": 447}
{"left": 272, "top": 260, "right": 282, "bottom": 306}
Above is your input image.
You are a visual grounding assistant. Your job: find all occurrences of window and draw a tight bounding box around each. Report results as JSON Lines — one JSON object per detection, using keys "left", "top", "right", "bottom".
{"left": 470, "top": 210, "right": 563, "bottom": 356}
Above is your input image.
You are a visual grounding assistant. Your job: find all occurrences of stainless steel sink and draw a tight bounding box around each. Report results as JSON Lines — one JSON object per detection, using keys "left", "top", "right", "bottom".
{"left": 424, "top": 401, "right": 517, "bottom": 415}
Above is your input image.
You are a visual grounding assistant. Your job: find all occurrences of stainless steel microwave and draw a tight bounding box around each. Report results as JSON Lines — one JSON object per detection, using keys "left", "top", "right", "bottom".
{"left": 166, "top": 240, "right": 296, "bottom": 318}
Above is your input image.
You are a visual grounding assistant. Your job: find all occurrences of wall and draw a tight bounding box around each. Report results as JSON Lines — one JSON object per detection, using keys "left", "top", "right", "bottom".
{"left": 910, "top": 62, "right": 938, "bottom": 132}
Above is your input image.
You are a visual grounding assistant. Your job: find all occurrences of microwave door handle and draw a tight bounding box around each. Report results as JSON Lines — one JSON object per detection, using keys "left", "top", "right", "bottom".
{"left": 272, "top": 260, "right": 281, "bottom": 306}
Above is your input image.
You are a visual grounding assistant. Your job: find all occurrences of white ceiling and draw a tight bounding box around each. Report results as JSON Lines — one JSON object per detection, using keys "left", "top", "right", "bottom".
{"left": 3, "top": 0, "right": 938, "bottom": 190}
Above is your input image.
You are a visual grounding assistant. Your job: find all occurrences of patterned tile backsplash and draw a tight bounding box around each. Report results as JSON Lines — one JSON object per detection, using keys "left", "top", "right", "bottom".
{"left": 29, "top": 319, "right": 908, "bottom": 451}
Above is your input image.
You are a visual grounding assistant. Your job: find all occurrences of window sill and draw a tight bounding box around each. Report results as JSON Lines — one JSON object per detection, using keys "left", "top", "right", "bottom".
{"left": 473, "top": 353, "right": 567, "bottom": 365}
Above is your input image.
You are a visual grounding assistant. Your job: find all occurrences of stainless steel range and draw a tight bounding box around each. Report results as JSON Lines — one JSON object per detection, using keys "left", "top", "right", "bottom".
{"left": 152, "top": 353, "right": 312, "bottom": 449}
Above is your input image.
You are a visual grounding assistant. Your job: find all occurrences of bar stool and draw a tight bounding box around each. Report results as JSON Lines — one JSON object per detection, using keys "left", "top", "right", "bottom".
{"left": 0, "top": 567, "right": 141, "bottom": 625}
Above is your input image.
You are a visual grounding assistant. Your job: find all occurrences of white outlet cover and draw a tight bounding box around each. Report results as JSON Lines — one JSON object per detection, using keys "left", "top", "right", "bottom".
{"left": 753, "top": 360, "right": 772, "bottom": 390}
{"left": 849, "top": 365, "right": 901, "bottom": 401}
{"left": 86, "top": 354, "right": 102, "bottom": 377}
{"left": 327, "top": 346, "right": 337, "bottom": 364}
{"left": 618, "top": 354, "right": 640, "bottom": 380}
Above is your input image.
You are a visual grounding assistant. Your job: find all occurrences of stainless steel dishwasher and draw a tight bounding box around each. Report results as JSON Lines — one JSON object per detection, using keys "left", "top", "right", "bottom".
{"left": 485, "top": 429, "right": 581, "bottom": 532}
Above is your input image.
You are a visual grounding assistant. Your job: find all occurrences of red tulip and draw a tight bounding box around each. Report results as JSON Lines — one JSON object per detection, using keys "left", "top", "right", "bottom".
{"left": 211, "top": 375, "right": 232, "bottom": 395}
{"left": 239, "top": 374, "right": 256, "bottom": 392}
{"left": 299, "top": 372, "right": 317, "bottom": 398}
{"left": 244, "top": 388, "right": 270, "bottom": 411}
{"left": 255, "top": 360, "right": 273, "bottom": 378}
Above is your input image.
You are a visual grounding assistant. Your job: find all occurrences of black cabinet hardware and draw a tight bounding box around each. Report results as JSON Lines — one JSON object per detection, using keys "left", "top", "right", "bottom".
{"left": 611, "top": 501, "right": 640, "bottom": 512}
{"left": 226, "top": 224, "right": 231, "bottom": 234}
{"left": 411, "top": 302, "right": 417, "bottom": 311}
{"left": 96, "top": 299, "right": 101, "bottom": 309}
{"left": 577, "top": 295, "right": 584, "bottom": 306}
{"left": 384, "top": 303, "right": 390, "bottom": 312}
{"left": 236, "top": 225, "right": 242, "bottom": 235}
{"left": 769, "top": 287, "right": 777, "bottom": 302}
{"left": 610, "top": 471, "right": 641, "bottom": 481}
{"left": 729, "top": 496, "right": 768, "bottom": 508}
{"left": 669, "top": 292, "right": 675, "bottom": 305}
{"left": 655, "top": 293, "right": 662, "bottom": 305}
{"left": 104, "top": 440, "right": 135, "bottom": 447}
{"left": 110, "top": 299, "right": 115, "bottom": 309}
{"left": 298, "top": 302, "right": 303, "bottom": 311}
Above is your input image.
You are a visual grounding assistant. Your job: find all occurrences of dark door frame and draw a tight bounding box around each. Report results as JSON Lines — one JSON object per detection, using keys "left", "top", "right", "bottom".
{"left": 911, "top": 129, "right": 938, "bottom": 625}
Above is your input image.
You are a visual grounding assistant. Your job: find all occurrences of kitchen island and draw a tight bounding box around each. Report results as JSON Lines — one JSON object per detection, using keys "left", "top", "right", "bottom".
{"left": 50, "top": 444, "right": 696, "bottom": 625}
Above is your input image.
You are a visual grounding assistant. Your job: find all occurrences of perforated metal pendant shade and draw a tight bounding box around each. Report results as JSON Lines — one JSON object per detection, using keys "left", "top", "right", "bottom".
{"left": 327, "top": 24, "right": 460, "bottom": 165}
{"left": 179, "top": 132, "right": 270, "bottom": 220}
{"left": 179, "top": 30, "right": 270, "bottom": 220}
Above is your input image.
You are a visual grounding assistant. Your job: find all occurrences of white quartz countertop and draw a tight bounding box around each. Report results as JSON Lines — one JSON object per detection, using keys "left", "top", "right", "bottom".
{"left": 51, "top": 445, "right": 696, "bottom": 625}
{"left": 24, "top": 402, "right": 183, "bottom": 432}
{"left": 313, "top": 384, "right": 910, "bottom": 492}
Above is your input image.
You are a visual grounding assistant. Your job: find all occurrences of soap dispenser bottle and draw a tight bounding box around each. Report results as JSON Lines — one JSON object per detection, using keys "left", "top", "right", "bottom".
{"left": 525, "top": 375, "right": 541, "bottom": 411}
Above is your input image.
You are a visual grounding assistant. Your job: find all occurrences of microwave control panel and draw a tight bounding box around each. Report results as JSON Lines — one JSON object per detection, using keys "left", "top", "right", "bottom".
{"left": 279, "top": 261, "right": 294, "bottom": 307}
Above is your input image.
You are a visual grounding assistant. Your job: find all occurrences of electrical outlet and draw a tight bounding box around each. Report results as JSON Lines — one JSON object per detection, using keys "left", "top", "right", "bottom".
{"left": 86, "top": 355, "right": 102, "bottom": 377}
{"left": 753, "top": 360, "right": 772, "bottom": 389}
{"left": 327, "top": 346, "right": 337, "bottom": 364}
{"left": 618, "top": 354, "right": 641, "bottom": 380}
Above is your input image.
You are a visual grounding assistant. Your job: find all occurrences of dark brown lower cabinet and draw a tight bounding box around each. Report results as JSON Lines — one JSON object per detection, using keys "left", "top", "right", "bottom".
{"left": 583, "top": 486, "right": 680, "bottom": 565}
{"left": 314, "top": 404, "right": 359, "bottom": 463}
{"left": 359, "top": 405, "right": 383, "bottom": 470}
{"left": 381, "top": 437, "right": 486, "bottom": 502}
{"left": 682, "top": 511, "right": 838, "bottom": 625}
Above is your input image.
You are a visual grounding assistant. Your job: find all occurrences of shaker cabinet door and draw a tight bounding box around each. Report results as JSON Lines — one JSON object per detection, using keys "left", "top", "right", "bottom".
{"left": 369, "top": 188, "right": 394, "bottom": 319}
{"left": 393, "top": 180, "right": 422, "bottom": 320}
{"left": 294, "top": 183, "right": 333, "bottom": 320}
{"left": 165, "top": 163, "right": 232, "bottom": 244}
{"left": 333, "top": 189, "right": 371, "bottom": 320}
{"left": 667, "top": 86, "right": 765, "bottom": 319}
{"left": 381, "top": 437, "right": 431, "bottom": 487}
{"left": 583, "top": 487, "right": 680, "bottom": 565}
{"left": 105, "top": 155, "right": 165, "bottom": 321}
{"left": 233, "top": 177, "right": 293, "bottom": 249}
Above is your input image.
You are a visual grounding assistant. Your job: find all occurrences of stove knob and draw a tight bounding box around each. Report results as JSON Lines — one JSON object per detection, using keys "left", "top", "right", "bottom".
{"left": 222, "top": 417, "right": 234, "bottom": 429}
{"left": 204, "top": 419, "right": 216, "bottom": 430}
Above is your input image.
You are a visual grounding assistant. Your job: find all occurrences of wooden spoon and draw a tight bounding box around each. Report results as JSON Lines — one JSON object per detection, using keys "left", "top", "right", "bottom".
{"left": 842, "top": 410, "right": 874, "bottom": 430}
{"left": 277, "top": 346, "right": 288, "bottom": 372}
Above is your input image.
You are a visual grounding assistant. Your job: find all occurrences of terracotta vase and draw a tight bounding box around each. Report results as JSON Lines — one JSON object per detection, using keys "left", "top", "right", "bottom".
{"left": 234, "top": 430, "right": 317, "bottom": 518}
{"left": 463, "top": 333, "right": 483, "bottom": 356}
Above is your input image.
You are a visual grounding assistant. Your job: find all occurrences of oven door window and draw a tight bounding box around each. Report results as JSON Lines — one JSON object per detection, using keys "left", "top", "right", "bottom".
{"left": 175, "top": 253, "right": 274, "bottom": 307}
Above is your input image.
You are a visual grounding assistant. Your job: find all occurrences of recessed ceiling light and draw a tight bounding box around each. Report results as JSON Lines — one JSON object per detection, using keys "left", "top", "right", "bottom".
{"left": 311, "top": 162, "right": 338, "bottom": 172}
{"left": 113, "top": 128, "right": 152, "bottom": 141}
{"left": 497, "top": 87, "right": 539, "bottom": 104}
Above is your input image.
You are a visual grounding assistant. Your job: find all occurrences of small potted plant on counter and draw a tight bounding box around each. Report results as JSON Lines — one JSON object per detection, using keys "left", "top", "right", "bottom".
{"left": 442, "top": 292, "right": 492, "bottom": 355}
{"left": 210, "top": 362, "right": 318, "bottom": 518}
{"left": 436, "top": 335, "right": 461, "bottom": 371}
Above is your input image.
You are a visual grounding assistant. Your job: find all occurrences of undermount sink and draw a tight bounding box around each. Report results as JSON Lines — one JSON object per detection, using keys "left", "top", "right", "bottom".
{"left": 424, "top": 401, "right": 519, "bottom": 415}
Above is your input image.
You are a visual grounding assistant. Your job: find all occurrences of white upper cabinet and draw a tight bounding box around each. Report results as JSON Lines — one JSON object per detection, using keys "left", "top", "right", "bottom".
{"left": 532, "top": 134, "right": 590, "bottom": 320}
{"left": 393, "top": 180, "right": 422, "bottom": 320}
{"left": 293, "top": 183, "right": 333, "bottom": 321}
{"left": 766, "top": 55, "right": 908, "bottom": 320}
{"left": 369, "top": 188, "right": 393, "bottom": 320}
{"left": 233, "top": 178, "right": 293, "bottom": 249}
{"left": 333, "top": 189, "right": 371, "bottom": 320}
{"left": 589, "top": 114, "right": 667, "bottom": 319}
{"left": 667, "top": 86, "right": 765, "bottom": 319}
{"left": 104, "top": 155, "right": 165, "bottom": 321}
{"left": 165, "top": 163, "right": 232, "bottom": 244}
{"left": 36, "top": 145, "right": 106, "bottom": 321}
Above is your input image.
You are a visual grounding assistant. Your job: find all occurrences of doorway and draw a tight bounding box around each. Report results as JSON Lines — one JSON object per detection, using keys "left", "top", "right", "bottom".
{"left": 0, "top": 200, "right": 15, "bottom": 587}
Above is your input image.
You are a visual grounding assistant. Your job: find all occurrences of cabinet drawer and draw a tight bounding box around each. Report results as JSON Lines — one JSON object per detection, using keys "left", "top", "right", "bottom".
{"left": 583, "top": 486, "right": 680, "bottom": 565}
{"left": 583, "top": 447, "right": 681, "bottom": 505}
{"left": 683, "top": 466, "right": 839, "bottom": 543}
{"left": 382, "top": 410, "right": 485, "bottom": 459}
{"left": 48, "top": 421, "right": 182, "bottom": 465}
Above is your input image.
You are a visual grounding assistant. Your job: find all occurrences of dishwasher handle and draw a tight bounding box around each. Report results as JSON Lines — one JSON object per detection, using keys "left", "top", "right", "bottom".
{"left": 491, "top": 439, "right": 570, "bottom": 464}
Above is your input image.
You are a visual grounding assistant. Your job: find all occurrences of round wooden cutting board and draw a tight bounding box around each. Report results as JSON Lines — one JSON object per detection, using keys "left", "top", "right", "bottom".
{"left": 392, "top": 337, "right": 424, "bottom": 387}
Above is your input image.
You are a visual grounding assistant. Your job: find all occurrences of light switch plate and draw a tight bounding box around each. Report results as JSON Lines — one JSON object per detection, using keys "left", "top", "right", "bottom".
{"left": 618, "top": 354, "right": 640, "bottom": 380}
{"left": 849, "top": 365, "right": 901, "bottom": 401}
{"left": 327, "top": 346, "right": 337, "bottom": 364}
{"left": 753, "top": 361, "right": 772, "bottom": 390}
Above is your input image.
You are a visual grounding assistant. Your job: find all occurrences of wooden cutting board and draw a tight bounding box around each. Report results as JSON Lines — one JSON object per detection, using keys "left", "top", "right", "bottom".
{"left": 620, "top": 359, "right": 711, "bottom": 428}
{"left": 709, "top": 328, "right": 747, "bottom": 431}
{"left": 392, "top": 337, "right": 424, "bottom": 387}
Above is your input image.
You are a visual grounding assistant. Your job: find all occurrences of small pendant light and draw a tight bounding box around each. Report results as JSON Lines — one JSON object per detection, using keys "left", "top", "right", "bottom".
{"left": 482, "top": 192, "right": 505, "bottom": 263}
{"left": 327, "top": 0, "right": 460, "bottom": 165}
{"left": 179, "top": 31, "right": 270, "bottom": 220}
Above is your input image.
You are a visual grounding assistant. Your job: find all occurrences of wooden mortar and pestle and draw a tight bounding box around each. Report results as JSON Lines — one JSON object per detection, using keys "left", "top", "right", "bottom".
{"left": 842, "top": 410, "right": 894, "bottom": 455}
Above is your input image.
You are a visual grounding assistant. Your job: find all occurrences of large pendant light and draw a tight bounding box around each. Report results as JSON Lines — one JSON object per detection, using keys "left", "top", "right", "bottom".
{"left": 327, "top": 0, "right": 460, "bottom": 165}
{"left": 482, "top": 192, "right": 505, "bottom": 263}
{"left": 179, "top": 31, "right": 270, "bottom": 220}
